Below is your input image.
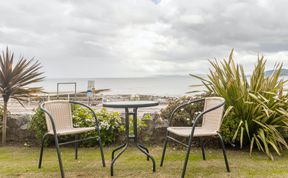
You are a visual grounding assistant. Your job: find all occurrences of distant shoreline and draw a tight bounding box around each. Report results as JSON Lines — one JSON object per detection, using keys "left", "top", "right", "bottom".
{"left": 29, "top": 76, "right": 199, "bottom": 97}
{"left": 3, "top": 93, "right": 177, "bottom": 115}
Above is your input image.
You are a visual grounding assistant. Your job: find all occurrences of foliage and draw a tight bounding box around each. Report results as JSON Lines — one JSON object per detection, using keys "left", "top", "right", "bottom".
{"left": 73, "top": 106, "right": 124, "bottom": 146}
{"left": 160, "top": 96, "right": 205, "bottom": 126}
{"left": 0, "top": 47, "right": 44, "bottom": 103}
{"left": 0, "top": 47, "right": 44, "bottom": 145}
{"left": 142, "top": 113, "right": 152, "bottom": 121}
{"left": 29, "top": 104, "right": 150, "bottom": 147}
{"left": 191, "top": 49, "right": 288, "bottom": 159}
{"left": 219, "top": 112, "right": 240, "bottom": 143}
{"left": 128, "top": 113, "right": 151, "bottom": 135}
{"left": 73, "top": 106, "right": 150, "bottom": 145}
{"left": 29, "top": 106, "right": 124, "bottom": 146}
{"left": 29, "top": 108, "right": 51, "bottom": 145}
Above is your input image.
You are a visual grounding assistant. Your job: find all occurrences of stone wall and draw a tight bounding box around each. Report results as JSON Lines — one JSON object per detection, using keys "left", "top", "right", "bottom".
{"left": 4, "top": 113, "right": 170, "bottom": 145}
{"left": 139, "top": 113, "right": 168, "bottom": 144}
{"left": 4, "top": 113, "right": 222, "bottom": 149}
{"left": 6, "top": 114, "right": 35, "bottom": 143}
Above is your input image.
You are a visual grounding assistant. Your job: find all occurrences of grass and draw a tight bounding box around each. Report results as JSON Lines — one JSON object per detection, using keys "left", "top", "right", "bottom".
{"left": 0, "top": 145, "right": 288, "bottom": 177}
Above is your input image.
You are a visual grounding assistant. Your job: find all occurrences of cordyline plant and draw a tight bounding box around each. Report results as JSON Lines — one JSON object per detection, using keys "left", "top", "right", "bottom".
{"left": 191, "top": 49, "right": 288, "bottom": 160}
{"left": 0, "top": 47, "right": 44, "bottom": 145}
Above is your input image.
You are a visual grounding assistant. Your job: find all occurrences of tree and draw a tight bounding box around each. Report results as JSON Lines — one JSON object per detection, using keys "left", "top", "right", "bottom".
{"left": 0, "top": 47, "right": 44, "bottom": 145}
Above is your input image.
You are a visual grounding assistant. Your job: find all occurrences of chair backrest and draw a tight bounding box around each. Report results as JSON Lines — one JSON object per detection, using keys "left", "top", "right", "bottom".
{"left": 42, "top": 100, "right": 73, "bottom": 132}
{"left": 201, "top": 97, "right": 225, "bottom": 132}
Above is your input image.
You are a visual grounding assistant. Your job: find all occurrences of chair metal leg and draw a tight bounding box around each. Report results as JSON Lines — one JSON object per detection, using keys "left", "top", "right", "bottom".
{"left": 200, "top": 138, "right": 206, "bottom": 160}
{"left": 138, "top": 144, "right": 149, "bottom": 161}
{"left": 217, "top": 133, "right": 230, "bottom": 172}
{"left": 160, "top": 136, "right": 168, "bottom": 167}
{"left": 75, "top": 135, "right": 78, "bottom": 160}
{"left": 95, "top": 114, "right": 106, "bottom": 167}
{"left": 54, "top": 134, "right": 65, "bottom": 178}
{"left": 38, "top": 133, "right": 48, "bottom": 169}
{"left": 98, "top": 136, "right": 106, "bottom": 167}
{"left": 181, "top": 135, "right": 194, "bottom": 178}
{"left": 137, "top": 144, "right": 156, "bottom": 172}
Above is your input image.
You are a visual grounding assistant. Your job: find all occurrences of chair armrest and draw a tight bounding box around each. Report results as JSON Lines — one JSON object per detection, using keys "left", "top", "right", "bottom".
{"left": 168, "top": 98, "right": 205, "bottom": 126}
{"left": 190, "top": 100, "right": 225, "bottom": 137}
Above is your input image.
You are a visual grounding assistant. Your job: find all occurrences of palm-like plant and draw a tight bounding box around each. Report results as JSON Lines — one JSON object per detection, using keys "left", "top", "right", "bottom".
{"left": 0, "top": 47, "right": 44, "bottom": 145}
{"left": 191, "top": 49, "right": 288, "bottom": 159}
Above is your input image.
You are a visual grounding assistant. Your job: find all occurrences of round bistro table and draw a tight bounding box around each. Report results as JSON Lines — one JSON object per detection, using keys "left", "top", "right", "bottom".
{"left": 103, "top": 100, "right": 159, "bottom": 176}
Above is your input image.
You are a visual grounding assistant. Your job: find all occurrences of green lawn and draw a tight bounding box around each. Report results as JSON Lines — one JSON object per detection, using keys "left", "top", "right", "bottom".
{"left": 0, "top": 145, "right": 288, "bottom": 177}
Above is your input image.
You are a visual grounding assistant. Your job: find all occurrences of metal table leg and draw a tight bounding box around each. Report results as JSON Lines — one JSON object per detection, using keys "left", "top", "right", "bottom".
{"left": 110, "top": 107, "right": 156, "bottom": 176}
{"left": 111, "top": 143, "right": 128, "bottom": 176}
{"left": 112, "top": 143, "right": 126, "bottom": 160}
{"left": 138, "top": 144, "right": 150, "bottom": 160}
{"left": 137, "top": 144, "right": 156, "bottom": 172}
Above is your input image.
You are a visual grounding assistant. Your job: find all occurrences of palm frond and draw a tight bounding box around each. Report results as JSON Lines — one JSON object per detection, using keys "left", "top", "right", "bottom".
{"left": 0, "top": 47, "right": 44, "bottom": 102}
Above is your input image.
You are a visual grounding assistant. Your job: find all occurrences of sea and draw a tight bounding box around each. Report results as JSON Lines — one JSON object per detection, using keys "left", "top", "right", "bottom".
{"left": 33, "top": 75, "right": 288, "bottom": 97}
{"left": 35, "top": 76, "right": 205, "bottom": 97}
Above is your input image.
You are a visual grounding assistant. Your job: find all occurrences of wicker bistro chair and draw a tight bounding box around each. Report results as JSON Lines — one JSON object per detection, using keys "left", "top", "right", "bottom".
{"left": 160, "top": 97, "right": 230, "bottom": 178}
{"left": 38, "top": 100, "right": 106, "bottom": 178}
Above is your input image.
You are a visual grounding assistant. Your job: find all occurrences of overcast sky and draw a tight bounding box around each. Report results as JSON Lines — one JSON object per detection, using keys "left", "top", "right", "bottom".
{"left": 0, "top": 0, "right": 287, "bottom": 78}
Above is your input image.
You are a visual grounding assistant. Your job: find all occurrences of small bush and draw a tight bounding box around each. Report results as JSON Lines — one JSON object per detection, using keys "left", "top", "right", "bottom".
{"left": 73, "top": 106, "right": 125, "bottom": 146}
{"left": 160, "top": 96, "right": 205, "bottom": 126}
{"left": 220, "top": 113, "right": 240, "bottom": 144}
{"left": 29, "top": 105, "right": 125, "bottom": 146}
{"left": 29, "top": 108, "right": 49, "bottom": 145}
{"left": 29, "top": 104, "right": 150, "bottom": 147}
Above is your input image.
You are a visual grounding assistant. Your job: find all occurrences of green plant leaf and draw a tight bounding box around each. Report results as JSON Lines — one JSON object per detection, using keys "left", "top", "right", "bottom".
{"left": 190, "top": 49, "right": 288, "bottom": 159}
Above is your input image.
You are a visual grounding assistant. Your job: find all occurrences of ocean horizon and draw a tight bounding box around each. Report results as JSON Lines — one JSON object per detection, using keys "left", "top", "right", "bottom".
{"left": 31, "top": 74, "right": 288, "bottom": 97}
{"left": 33, "top": 75, "right": 206, "bottom": 97}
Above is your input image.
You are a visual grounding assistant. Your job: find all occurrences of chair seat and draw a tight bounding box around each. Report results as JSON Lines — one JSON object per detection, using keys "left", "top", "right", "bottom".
{"left": 48, "top": 127, "right": 95, "bottom": 135}
{"left": 167, "top": 127, "right": 218, "bottom": 137}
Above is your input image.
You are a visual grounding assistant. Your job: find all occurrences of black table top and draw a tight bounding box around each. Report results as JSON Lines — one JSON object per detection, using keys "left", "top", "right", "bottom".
{"left": 103, "top": 100, "right": 159, "bottom": 108}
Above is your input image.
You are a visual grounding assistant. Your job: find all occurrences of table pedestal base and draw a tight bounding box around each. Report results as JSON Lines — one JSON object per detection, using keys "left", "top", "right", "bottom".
{"left": 110, "top": 107, "right": 156, "bottom": 176}
{"left": 110, "top": 142, "right": 156, "bottom": 176}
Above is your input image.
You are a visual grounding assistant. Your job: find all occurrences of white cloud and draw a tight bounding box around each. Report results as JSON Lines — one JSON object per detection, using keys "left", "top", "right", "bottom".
{"left": 0, "top": 0, "right": 287, "bottom": 78}
{"left": 179, "top": 14, "right": 205, "bottom": 25}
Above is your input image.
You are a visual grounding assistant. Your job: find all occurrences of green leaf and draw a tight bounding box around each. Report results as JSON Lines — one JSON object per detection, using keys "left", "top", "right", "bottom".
{"left": 189, "top": 49, "right": 288, "bottom": 159}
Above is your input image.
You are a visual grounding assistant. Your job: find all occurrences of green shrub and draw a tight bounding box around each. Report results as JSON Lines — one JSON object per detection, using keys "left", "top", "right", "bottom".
{"left": 131, "top": 113, "right": 151, "bottom": 134}
{"left": 191, "top": 49, "right": 288, "bottom": 160}
{"left": 73, "top": 106, "right": 125, "bottom": 146}
{"left": 29, "top": 104, "right": 150, "bottom": 147}
{"left": 29, "top": 105, "right": 125, "bottom": 146}
{"left": 29, "top": 108, "right": 49, "bottom": 144}
{"left": 220, "top": 112, "right": 240, "bottom": 144}
{"left": 160, "top": 96, "right": 205, "bottom": 126}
